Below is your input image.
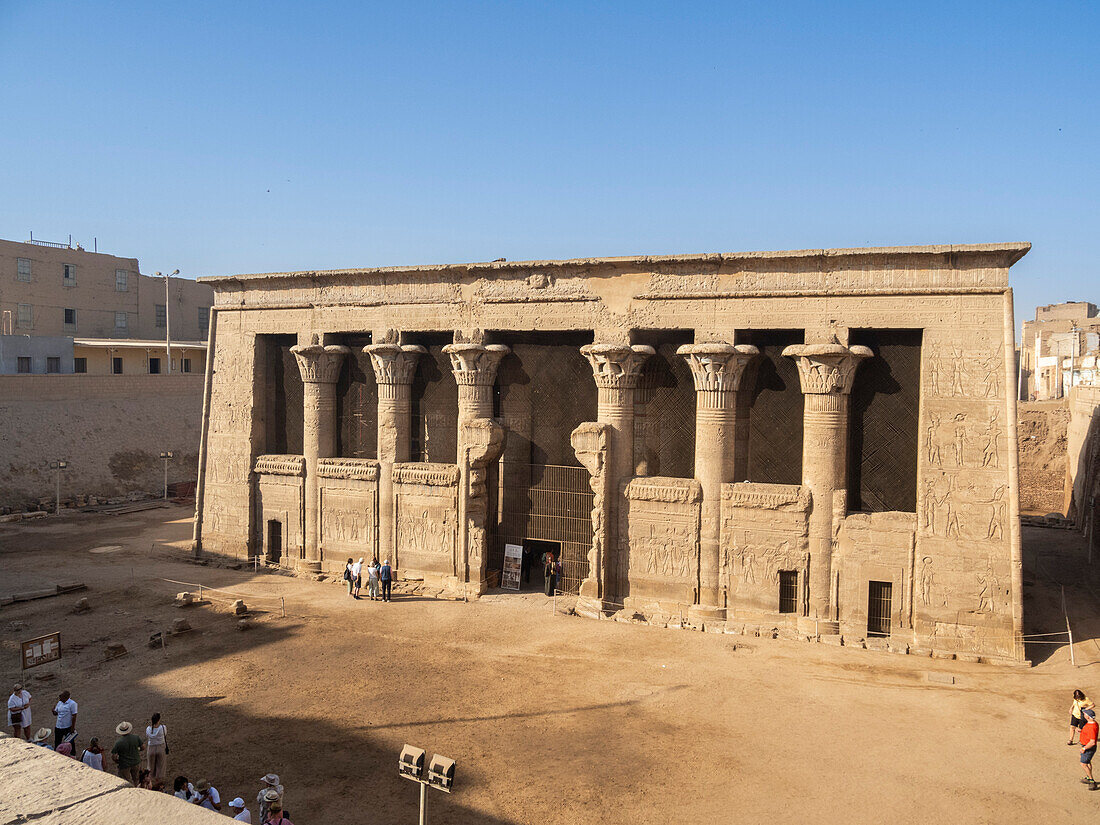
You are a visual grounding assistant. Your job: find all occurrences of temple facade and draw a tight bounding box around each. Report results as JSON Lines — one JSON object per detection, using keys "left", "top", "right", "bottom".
{"left": 193, "top": 243, "right": 1028, "bottom": 661}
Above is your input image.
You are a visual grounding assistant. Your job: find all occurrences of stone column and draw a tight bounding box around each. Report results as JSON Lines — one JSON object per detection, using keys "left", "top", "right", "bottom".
{"left": 580, "top": 343, "right": 655, "bottom": 605}
{"left": 291, "top": 342, "right": 349, "bottom": 572}
{"left": 783, "top": 342, "right": 871, "bottom": 619}
{"left": 364, "top": 340, "right": 425, "bottom": 570}
{"left": 443, "top": 337, "right": 509, "bottom": 592}
{"left": 678, "top": 343, "right": 759, "bottom": 620}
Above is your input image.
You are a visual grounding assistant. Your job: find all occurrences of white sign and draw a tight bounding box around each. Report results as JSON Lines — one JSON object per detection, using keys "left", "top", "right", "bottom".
{"left": 22, "top": 632, "right": 61, "bottom": 670}
{"left": 501, "top": 543, "right": 523, "bottom": 591}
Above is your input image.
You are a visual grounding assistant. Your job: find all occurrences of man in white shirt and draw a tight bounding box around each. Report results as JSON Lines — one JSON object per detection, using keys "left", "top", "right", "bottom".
{"left": 52, "top": 691, "right": 77, "bottom": 748}
{"left": 193, "top": 779, "right": 221, "bottom": 811}
{"left": 228, "top": 797, "right": 252, "bottom": 822}
{"left": 8, "top": 683, "right": 31, "bottom": 740}
{"left": 351, "top": 557, "right": 363, "bottom": 599}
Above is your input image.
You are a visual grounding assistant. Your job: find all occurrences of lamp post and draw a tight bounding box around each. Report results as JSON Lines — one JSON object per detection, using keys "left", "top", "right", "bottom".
{"left": 157, "top": 269, "right": 179, "bottom": 374}
{"left": 49, "top": 460, "right": 68, "bottom": 514}
{"left": 159, "top": 451, "right": 174, "bottom": 500}
{"left": 398, "top": 744, "right": 456, "bottom": 825}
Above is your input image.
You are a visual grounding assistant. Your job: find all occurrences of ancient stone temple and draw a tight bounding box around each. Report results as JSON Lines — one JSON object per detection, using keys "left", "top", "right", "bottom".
{"left": 193, "top": 243, "right": 1029, "bottom": 661}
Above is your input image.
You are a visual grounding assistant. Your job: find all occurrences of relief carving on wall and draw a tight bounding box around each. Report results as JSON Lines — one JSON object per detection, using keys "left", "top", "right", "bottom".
{"left": 321, "top": 491, "right": 376, "bottom": 549}
{"left": 397, "top": 495, "right": 456, "bottom": 558}
{"left": 723, "top": 540, "right": 807, "bottom": 590}
{"left": 920, "top": 474, "right": 1007, "bottom": 542}
{"left": 925, "top": 341, "right": 1004, "bottom": 400}
{"left": 626, "top": 511, "right": 696, "bottom": 581}
{"left": 571, "top": 422, "right": 610, "bottom": 594}
{"left": 924, "top": 409, "right": 1004, "bottom": 470}
{"left": 624, "top": 477, "right": 702, "bottom": 504}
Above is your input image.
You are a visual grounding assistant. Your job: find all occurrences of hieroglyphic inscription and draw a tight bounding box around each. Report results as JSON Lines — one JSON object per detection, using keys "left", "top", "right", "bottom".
{"left": 625, "top": 503, "right": 697, "bottom": 582}
{"left": 320, "top": 489, "right": 376, "bottom": 552}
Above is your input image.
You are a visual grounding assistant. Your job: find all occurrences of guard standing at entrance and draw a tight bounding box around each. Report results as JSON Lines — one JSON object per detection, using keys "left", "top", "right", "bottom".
{"left": 543, "top": 553, "right": 558, "bottom": 597}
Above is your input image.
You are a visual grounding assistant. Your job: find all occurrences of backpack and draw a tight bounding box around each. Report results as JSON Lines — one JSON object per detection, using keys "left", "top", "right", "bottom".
{"left": 343, "top": 567, "right": 351, "bottom": 582}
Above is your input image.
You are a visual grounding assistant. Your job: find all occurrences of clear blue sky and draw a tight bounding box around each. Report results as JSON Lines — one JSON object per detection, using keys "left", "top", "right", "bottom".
{"left": 1, "top": 1, "right": 1096, "bottom": 330}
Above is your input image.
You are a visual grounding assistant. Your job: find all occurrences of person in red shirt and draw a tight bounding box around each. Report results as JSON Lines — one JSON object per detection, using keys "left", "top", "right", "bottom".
{"left": 1078, "top": 708, "right": 1098, "bottom": 790}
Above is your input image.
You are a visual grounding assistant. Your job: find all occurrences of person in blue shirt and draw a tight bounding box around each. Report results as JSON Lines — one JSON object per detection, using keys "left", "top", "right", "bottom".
{"left": 379, "top": 560, "right": 393, "bottom": 602}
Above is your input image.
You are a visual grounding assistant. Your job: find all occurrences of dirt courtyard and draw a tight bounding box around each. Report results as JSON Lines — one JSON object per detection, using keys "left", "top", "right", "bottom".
{"left": 2, "top": 507, "right": 1099, "bottom": 824}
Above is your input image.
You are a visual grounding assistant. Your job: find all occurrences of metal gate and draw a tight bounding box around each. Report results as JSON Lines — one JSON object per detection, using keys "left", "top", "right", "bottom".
{"left": 493, "top": 462, "right": 594, "bottom": 594}
{"left": 867, "top": 580, "right": 893, "bottom": 637}
{"left": 778, "top": 570, "right": 798, "bottom": 614}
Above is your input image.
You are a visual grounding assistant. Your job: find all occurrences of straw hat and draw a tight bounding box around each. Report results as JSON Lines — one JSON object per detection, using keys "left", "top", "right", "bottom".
{"left": 32, "top": 728, "right": 51, "bottom": 743}
{"left": 262, "top": 788, "right": 281, "bottom": 803}
{"left": 194, "top": 779, "right": 210, "bottom": 793}
{"left": 115, "top": 721, "right": 133, "bottom": 735}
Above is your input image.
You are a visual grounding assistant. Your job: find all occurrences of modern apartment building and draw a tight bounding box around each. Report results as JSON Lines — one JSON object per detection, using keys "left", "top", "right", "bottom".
{"left": 1019, "top": 301, "right": 1100, "bottom": 400}
{"left": 0, "top": 237, "right": 212, "bottom": 374}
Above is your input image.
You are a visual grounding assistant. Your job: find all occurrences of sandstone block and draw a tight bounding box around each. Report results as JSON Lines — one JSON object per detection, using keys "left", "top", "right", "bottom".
{"left": 170, "top": 619, "right": 192, "bottom": 634}
{"left": 72, "top": 597, "right": 91, "bottom": 614}
{"left": 232, "top": 599, "right": 248, "bottom": 615}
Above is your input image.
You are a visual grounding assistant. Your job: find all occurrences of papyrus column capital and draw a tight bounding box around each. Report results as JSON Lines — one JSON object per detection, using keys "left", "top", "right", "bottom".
{"left": 291, "top": 344, "right": 350, "bottom": 384}
{"left": 364, "top": 342, "right": 426, "bottom": 386}
{"left": 678, "top": 343, "right": 759, "bottom": 409}
{"left": 580, "top": 344, "right": 655, "bottom": 390}
{"left": 783, "top": 343, "right": 872, "bottom": 395}
{"left": 443, "top": 342, "right": 510, "bottom": 387}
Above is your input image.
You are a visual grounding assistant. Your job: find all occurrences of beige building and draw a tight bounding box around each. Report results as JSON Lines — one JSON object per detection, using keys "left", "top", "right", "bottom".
{"left": 1019, "top": 302, "right": 1100, "bottom": 400}
{"left": 0, "top": 237, "right": 212, "bottom": 372}
{"left": 193, "top": 243, "right": 1028, "bottom": 662}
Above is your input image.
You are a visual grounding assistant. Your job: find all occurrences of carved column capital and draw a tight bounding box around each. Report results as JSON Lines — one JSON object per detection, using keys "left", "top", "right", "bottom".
{"left": 782, "top": 343, "right": 872, "bottom": 395}
{"left": 580, "top": 344, "right": 655, "bottom": 389}
{"left": 290, "top": 344, "right": 350, "bottom": 384}
{"left": 363, "top": 342, "right": 425, "bottom": 386}
{"left": 677, "top": 343, "right": 759, "bottom": 406}
{"left": 443, "top": 342, "right": 510, "bottom": 387}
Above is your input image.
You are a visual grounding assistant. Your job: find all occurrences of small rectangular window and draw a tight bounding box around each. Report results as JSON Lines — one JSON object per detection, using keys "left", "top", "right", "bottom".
{"left": 778, "top": 570, "right": 799, "bottom": 614}
{"left": 46, "top": 357, "right": 61, "bottom": 374}
{"left": 181, "top": 358, "right": 192, "bottom": 373}
{"left": 17, "top": 258, "right": 31, "bottom": 281}
{"left": 115, "top": 311, "right": 127, "bottom": 330}
{"left": 155, "top": 304, "right": 167, "bottom": 328}
{"left": 115, "top": 269, "right": 128, "bottom": 291}
{"left": 17, "top": 303, "right": 32, "bottom": 328}
{"left": 111, "top": 357, "right": 123, "bottom": 375}
{"left": 63, "top": 264, "right": 75, "bottom": 284}
{"left": 73, "top": 357, "right": 87, "bottom": 374}
{"left": 17, "top": 356, "right": 31, "bottom": 373}
{"left": 64, "top": 308, "right": 76, "bottom": 326}
{"left": 149, "top": 357, "right": 161, "bottom": 375}
{"left": 198, "top": 308, "right": 210, "bottom": 338}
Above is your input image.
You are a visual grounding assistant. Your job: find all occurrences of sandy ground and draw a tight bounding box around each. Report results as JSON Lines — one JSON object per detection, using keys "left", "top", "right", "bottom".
{"left": 2, "top": 507, "right": 1100, "bottom": 824}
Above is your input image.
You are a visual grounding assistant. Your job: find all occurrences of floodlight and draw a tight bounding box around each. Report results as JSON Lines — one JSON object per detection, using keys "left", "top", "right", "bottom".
{"left": 427, "top": 754, "right": 456, "bottom": 793}
{"left": 399, "top": 744, "right": 425, "bottom": 780}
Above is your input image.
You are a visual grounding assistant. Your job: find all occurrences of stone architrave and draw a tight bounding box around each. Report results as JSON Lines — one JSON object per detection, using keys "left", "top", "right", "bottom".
{"left": 443, "top": 334, "right": 509, "bottom": 593}
{"left": 678, "top": 343, "right": 759, "bottom": 621}
{"left": 364, "top": 337, "right": 425, "bottom": 570}
{"left": 291, "top": 341, "right": 349, "bottom": 572}
{"left": 571, "top": 421, "right": 611, "bottom": 617}
{"left": 579, "top": 343, "right": 655, "bottom": 605}
{"left": 783, "top": 341, "right": 871, "bottom": 619}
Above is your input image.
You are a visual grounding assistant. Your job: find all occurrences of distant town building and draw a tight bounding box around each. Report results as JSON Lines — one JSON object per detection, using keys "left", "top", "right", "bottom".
{"left": 0, "top": 237, "right": 212, "bottom": 374}
{"left": 1019, "top": 301, "right": 1099, "bottom": 400}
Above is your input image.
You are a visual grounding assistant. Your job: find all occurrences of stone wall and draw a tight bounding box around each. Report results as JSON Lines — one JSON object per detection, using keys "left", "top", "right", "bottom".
{"left": 0, "top": 733, "right": 226, "bottom": 825}
{"left": 1068, "top": 386, "right": 1100, "bottom": 555}
{"left": 0, "top": 374, "right": 203, "bottom": 510}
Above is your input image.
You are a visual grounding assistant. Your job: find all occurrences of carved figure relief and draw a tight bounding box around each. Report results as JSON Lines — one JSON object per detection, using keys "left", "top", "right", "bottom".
{"left": 980, "top": 411, "right": 1001, "bottom": 469}
{"left": 919, "top": 556, "right": 933, "bottom": 606}
{"left": 627, "top": 514, "right": 695, "bottom": 580}
{"left": 397, "top": 496, "right": 456, "bottom": 558}
{"left": 925, "top": 341, "right": 1005, "bottom": 399}
{"left": 921, "top": 474, "right": 1007, "bottom": 543}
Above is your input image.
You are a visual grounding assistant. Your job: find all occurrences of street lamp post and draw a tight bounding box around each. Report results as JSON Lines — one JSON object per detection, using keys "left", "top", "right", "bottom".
{"left": 49, "top": 460, "right": 68, "bottom": 514}
{"left": 399, "top": 745, "right": 456, "bottom": 825}
{"left": 157, "top": 269, "right": 179, "bottom": 374}
{"left": 159, "top": 451, "right": 174, "bottom": 500}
